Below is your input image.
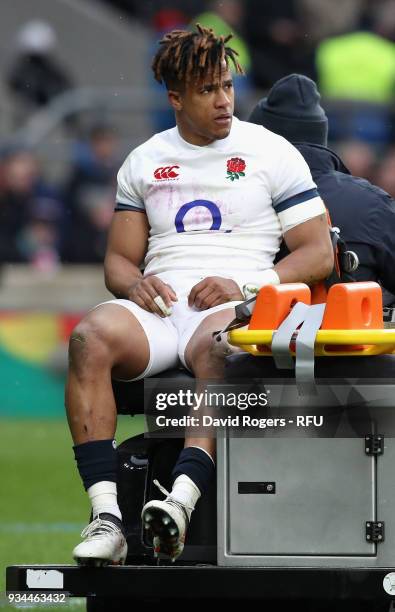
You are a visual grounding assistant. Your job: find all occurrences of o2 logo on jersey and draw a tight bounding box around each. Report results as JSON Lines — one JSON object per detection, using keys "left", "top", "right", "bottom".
{"left": 175, "top": 200, "right": 231, "bottom": 233}
{"left": 154, "top": 165, "right": 180, "bottom": 180}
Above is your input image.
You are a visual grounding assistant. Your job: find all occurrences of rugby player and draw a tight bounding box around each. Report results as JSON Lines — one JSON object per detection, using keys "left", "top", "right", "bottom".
{"left": 67, "top": 24, "right": 333, "bottom": 565}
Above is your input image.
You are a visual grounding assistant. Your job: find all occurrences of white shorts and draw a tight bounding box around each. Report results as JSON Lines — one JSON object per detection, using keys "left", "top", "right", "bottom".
{"left": 98, "top": 272, "right": 243, "bottom": 381}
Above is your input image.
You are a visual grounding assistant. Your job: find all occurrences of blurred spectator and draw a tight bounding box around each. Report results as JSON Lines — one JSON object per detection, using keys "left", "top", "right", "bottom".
{"left": 244, "top": 0, "right": 315, "bottom": 89}
{"left": 63, "top": 186, "right": 114, "bottom": 263}
{"left": 153, "top": 7, "right": 188, "bottom": 32}
{"left": 249, "top": 74, "right": 395, "bottom": 302}
{"left": 374, "top": 148, "right": 395, "bottom": 198}
{"left": 193, "top": 1, "right": 251, "bottom": 72}
{"left": 68, "top": 123, "right": 120, "bottom": 186}
{"left": 316, "top": 31, "right": 395, "bottom": 104}
{"left": 362, "top": 0, "right": 395, "bottom": 34}
{"left": 111, "top": 0, "right": 202, "bottom": 23}
{"left": 62, "top": 123, "right": 120, "bottom": 263}
{"left": 315, "top": 5, "right": 395, "bottom": 144}
{"left": 0, "top": 149, "right": 63, "bottom": 270}
{"left": 337, "top": 141, "right": 377, "bottom": 182}
{"left": 17, "top": 198, "right": 62, "bottom": 274}
{"left": 6, "top": 20, "right": 73, "bottom": 110}
{"left": 299, "top": 0, "right": 364, "bottom": 44}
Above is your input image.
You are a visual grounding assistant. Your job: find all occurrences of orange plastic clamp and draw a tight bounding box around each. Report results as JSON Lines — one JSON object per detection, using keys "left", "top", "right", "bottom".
{"left": 321, "top": 282, "right": 383, "bottom": 330}
{"left": 248, "top": 283, "right": 311, "bottom": 330}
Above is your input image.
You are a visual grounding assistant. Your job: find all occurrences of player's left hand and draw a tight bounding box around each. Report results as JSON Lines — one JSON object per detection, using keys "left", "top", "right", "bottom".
{"left": 188, "top": 277, "right": 244, "bottom": 310}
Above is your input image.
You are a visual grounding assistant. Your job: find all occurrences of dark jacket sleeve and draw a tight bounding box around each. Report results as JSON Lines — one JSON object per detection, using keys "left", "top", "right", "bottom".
{"left": 367, "top": 191, "right": 395, "bottom": 295}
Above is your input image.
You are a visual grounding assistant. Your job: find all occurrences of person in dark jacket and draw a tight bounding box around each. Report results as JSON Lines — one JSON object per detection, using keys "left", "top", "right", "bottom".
{"left": 248, "top": 73, "right": 395, "bottom": 304}
{"left": 7, "top": 20, "right": 72, "bottom": 110}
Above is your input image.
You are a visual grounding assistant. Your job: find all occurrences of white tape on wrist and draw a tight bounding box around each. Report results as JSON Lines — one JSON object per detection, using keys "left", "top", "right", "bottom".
{"left": 242, "top": 269, "right": 280, "bottom": 299}
{"left": 153, "top": 295, "right": 172, "bottom": 316}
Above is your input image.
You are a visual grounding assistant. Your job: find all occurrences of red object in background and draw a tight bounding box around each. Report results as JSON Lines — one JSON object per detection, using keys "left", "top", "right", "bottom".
{"left": 59, "top": 314, "right": 83, "bottom": 343}
{"left": 153, "top": 9, "right": 188, "bottom": 32}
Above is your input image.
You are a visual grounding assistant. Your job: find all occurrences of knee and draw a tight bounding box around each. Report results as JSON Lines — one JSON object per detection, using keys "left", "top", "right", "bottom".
{"left": 189, "top": 333, "right": 235, "bottom": 372}
{"left": 68, "top": 313, "right": 115, "bottom": 372}
{"left": 209, "top": 334, "right": 237, "bottom": 362}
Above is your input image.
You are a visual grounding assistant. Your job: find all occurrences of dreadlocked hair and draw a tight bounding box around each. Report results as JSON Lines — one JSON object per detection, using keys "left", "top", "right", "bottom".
{"left": 152, "top": 23, "right": 244, "bottom": 89}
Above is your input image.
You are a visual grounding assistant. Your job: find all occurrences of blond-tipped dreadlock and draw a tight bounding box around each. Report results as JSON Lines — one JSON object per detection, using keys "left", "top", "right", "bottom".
{"left": 152, "top": 23, "right": 244, "bottom": 90}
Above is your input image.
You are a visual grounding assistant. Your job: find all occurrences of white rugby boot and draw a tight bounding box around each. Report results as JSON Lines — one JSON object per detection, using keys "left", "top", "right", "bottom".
{"left": 72, "top": 513, "right": 127, "bottom": 566}
{"left": 141, "top": 479, "right": 194, "bottom": 562}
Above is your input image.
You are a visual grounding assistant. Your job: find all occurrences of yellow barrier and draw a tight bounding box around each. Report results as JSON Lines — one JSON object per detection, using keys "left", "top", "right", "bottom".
{"left": 228, "top": 328, "right": 395, "bottom": 357}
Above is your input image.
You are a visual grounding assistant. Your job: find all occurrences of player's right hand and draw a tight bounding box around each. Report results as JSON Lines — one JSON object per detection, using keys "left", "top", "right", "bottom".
{"left": 127, "top": 276, "right": 178, "bottom": 317}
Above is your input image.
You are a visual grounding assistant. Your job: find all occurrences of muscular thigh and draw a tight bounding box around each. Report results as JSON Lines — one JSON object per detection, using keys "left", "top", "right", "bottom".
{"left": 75, "top": 300, "right": 179, "bottom": 381}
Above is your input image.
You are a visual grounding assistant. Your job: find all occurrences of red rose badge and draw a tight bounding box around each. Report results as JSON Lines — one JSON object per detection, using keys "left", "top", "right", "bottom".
{"left": 226, "top": 157, "right": 246, "bottom": 181}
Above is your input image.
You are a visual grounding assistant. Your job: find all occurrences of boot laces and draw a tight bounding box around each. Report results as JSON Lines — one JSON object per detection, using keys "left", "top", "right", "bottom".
{"left": 80, "top": 517, "right": 121, "bottom": 541}
{"left": 153, "top": 479, "right": 194, "bottom": 516}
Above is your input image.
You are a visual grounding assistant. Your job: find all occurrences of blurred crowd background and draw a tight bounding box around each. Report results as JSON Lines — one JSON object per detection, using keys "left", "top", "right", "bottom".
{"left": 1, "top": 0, "right": 395, "bottom": 271}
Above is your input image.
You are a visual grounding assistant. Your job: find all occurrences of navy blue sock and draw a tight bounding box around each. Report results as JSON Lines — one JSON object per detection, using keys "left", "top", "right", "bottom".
{"left": 73, "top": 439, "right": 117, "bottom": 491}
{"left": 171, "top": 447, "right": 215, "bottom": 495}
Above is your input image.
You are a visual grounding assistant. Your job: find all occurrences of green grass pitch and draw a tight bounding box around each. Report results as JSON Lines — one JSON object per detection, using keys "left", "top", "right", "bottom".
{"left": 0, "top": 416, "right": 144, "bottom": 611}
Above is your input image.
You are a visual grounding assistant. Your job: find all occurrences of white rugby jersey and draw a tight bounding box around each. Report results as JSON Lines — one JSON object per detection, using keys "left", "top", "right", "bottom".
{"left": 115, "top": 116, "right": 325, "bottom": 291}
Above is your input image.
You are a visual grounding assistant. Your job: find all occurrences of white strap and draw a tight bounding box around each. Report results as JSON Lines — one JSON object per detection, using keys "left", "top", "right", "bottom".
{"left": 295, "top": 303, "right": 326, "bottom": 396}
{"left": 271, "top": 302, "right": 326, "bottom": 396}
{"left": 271, "top": 302, "right": 311, "bottom": 370}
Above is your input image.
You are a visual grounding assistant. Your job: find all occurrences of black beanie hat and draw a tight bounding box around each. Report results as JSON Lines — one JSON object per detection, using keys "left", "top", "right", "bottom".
{"left": 248, "top": 74, "right": 328, "bottom": 146}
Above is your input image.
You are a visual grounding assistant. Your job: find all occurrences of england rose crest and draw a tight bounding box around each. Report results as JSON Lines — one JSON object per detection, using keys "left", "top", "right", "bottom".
{"left": 226, "top": 157, "right": 246, "bottom": 181}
